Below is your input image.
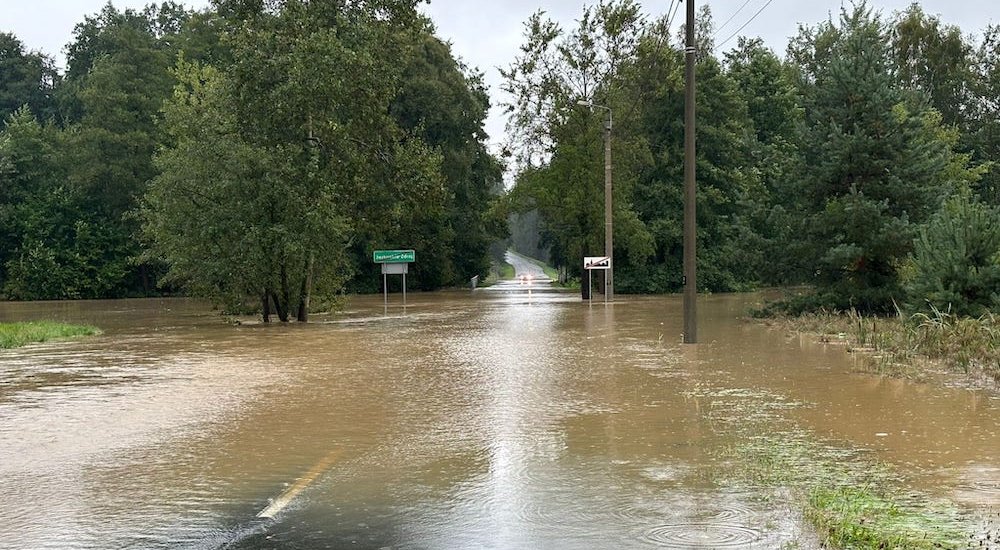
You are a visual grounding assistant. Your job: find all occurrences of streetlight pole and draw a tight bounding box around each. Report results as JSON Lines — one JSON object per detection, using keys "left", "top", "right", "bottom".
{"left": 578, "top": 100, "right": 614, "bottom": 302}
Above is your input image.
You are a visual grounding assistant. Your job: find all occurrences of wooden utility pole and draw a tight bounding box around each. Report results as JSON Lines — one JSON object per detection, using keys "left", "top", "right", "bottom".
{"left": 683, "top": 0, "right": 698, "bottom": 343}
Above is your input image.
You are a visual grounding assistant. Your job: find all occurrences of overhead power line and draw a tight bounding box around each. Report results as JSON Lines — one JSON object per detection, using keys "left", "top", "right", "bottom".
{"left": 716, "top": 0, "right": 775, "bottom": 50}
{"left": 665, "top": 0, "right": 683, "bottom": 36}
{"left": 714, "top": 0, "right": 755, "bottom": 37}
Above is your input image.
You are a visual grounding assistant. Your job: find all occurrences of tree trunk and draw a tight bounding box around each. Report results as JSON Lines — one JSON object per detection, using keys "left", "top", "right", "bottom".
{"left": 271, "top": 290, "right": 289, "bottom": 322}
{"left": 261, "top": 291, "right": 271, "bottom": 323}
{"left": 279, "top": 263, "right": 291, "bottom": 322}
{"left": 296, "top": 252, "right": 315, "bottom": 322}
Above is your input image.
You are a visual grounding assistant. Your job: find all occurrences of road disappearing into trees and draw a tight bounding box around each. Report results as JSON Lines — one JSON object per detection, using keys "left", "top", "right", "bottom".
{"left": 504, "top": 250, "right": 552, "bottom": 283}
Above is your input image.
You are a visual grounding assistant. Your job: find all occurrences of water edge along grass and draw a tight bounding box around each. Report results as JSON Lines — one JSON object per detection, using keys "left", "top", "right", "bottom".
{"left": 718, "top": 430, "right": 982, "bottom": 549}
{"left": 758, "top": 308, "right": 1000, "bottom": 386}
{"left": 0, "top": 321, "right": 101, "bottom": 349}
{"left": 696, "top": 382, "right": 989, "bottom": 549}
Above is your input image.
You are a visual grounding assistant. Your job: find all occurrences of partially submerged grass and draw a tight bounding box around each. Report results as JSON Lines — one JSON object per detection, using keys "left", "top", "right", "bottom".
{"left": 704, "top": 384, "right": 983, "bottom": 549}
{"left": 0, "top": 321, "right": 101, "bottom": 349}
{"left": 761, "top": 307, "right": 1000, "bottom": 386}
{"left": 719, "top": 432, "right": 975, "bottom": 549}
{"left": 806, "top": 486, "right": 968, "bottom": 549}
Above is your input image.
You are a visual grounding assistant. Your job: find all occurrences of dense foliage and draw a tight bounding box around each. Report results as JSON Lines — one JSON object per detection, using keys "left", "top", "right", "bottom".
{"left": 503, "top": 1, "right": 999, "bottom": 314}
{"left": 0, "top": 0, "right": 504, "bottom": 318}
{"left": 906, "top": 194, "right": 1000, "bottom": 316}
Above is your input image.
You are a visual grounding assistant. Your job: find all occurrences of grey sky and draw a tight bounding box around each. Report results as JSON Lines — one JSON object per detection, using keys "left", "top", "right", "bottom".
{"left": 4, "top": 0, "right": 998, "bottom": 146}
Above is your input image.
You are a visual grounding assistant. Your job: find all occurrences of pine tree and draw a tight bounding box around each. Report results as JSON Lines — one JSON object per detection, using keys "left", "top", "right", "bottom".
{"left": 907, "top": 194, "right": 1000, "bottom": 316}
{"left": 788, "top": 4, "right": 972, "bottom": 313}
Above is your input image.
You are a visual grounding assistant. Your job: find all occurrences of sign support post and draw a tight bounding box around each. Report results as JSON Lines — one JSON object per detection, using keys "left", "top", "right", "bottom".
{"left": 588, "top": 270, "right": 593, "bottom": 305}
{"left": 374, "top": 249, "right": 415, "bottom": 310}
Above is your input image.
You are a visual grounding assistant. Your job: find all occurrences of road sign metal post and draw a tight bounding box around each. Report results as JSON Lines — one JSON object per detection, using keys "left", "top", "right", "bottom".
{"left": 587, "top": 269, "right": 594, "bottom": 305}
{"left": 375, "top": 249, "right": 415, "bottom": 310}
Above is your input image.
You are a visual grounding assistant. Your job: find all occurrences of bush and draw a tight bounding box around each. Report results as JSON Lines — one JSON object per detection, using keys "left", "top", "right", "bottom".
{"left": 906, "top": 195, "right": 1000, "bottom": 316}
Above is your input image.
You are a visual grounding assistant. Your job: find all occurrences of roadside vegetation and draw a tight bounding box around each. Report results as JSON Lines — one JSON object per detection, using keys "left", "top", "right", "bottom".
{"left": 709, "top": 397, "right": 990, "bottom": 550}
{"left": 721, "top": 433, "right": 978, "bottom": 549}
{"left": 759, "top": 308, "right": 1000, "bottom": 387}
{"left": 501, "top": 1, "right": 1000, "bottom": 307}
{"left": 0, "top": 321, "right": 100, "bottom": 349}
{"left": 0, "top": 1, "right": 506, "bottom": 319}
{"left": 498, "top": 262, "right": 515, "bottom": 280}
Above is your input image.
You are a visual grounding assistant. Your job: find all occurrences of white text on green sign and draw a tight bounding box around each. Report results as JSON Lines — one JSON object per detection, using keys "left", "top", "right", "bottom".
{"left": 373, "top": 250, "right": 415, "bottom": 263}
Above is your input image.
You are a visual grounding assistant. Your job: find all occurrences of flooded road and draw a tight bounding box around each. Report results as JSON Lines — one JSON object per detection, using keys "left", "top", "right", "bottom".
{"left": 0, "top": 283, "right": 997, "bottom": 548}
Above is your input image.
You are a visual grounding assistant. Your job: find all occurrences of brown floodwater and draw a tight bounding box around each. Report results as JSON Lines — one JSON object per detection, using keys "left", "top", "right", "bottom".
{"left": 0, "top": 283, "right": 997, "bottom": 549}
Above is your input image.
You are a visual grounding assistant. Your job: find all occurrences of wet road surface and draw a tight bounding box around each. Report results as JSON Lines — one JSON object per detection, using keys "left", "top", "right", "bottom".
{"left": 0, "top": 288, "right": 997, "bottom": 548}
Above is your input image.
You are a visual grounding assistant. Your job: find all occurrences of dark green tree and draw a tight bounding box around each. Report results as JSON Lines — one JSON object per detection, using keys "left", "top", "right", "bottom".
{"left": 391, "top": 33, "right": 505, "bottom": 287}
{"left": 723, "top": 37, "right": 803, "bottom": 285}
{"left": 968, "top": 25, "right": 1000, "bottom": 204}
{"left": 61, "top": 4, "right": 179, "bottom": 296}
{"left": 620, "top": 24, "right": 762, "bottom": 293}
{"left": 0, "top": 33, "right": 58, "bottom": 123}
{"left": 906, "top": 193, "right": 1000, "bottom": 316}
{"left": 0, "top": 109, "right": 124, "bottom": 299}
{"left": 891, "top": 4, "right": 974, "bottom": 128}
{"left": 786, "top": 5, "right": 977, "bottom": 313}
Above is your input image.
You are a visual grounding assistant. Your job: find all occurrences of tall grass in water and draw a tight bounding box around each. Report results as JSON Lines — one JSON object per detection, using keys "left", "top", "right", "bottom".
{"left": 768, "top": 307, "right": 1000, "bottom": 384}
{"left": 806, "top": 486, "right": 967, "bottom": 549}
{"left": 856, "top": 306, "right": 1000, "bottom": 383}
{"left": 906, "top": 307, "right": 999, "bottom": 380}
{"left": 0, "top": 322, "right": 101, "bottom": 349}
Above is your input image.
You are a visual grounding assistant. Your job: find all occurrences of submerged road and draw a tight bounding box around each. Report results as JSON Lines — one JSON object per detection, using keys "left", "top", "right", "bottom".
{"left": 0, "top": 290, "right": 997, "bottom": 548}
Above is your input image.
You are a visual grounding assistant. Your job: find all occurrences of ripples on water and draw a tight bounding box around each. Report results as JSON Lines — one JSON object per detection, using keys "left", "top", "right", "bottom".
{"left": 0, "top": 291, "right": 998, "bottom": 548}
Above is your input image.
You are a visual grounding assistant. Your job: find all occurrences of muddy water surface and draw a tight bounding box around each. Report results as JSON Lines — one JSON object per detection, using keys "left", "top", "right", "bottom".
{"left": 0, "top": 285, "right": 997, "bottom": 549}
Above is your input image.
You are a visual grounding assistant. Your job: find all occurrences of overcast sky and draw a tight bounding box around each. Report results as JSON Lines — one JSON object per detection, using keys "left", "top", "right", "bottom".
{"left": 4, "top": 0, "right": 998, "bottom": 146}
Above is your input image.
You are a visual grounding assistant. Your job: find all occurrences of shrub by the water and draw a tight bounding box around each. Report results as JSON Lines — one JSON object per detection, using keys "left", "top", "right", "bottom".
{"left": 906, "top": 194, "right": 1000, "bottom": 316}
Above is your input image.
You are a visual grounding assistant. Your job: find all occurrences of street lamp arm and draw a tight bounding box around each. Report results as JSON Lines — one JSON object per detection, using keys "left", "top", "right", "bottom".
{"left": 577, "top": 100, "right": 612, "bottom": 115}
{"left": 577, "top": 100, "right": 612, "bottom": 130}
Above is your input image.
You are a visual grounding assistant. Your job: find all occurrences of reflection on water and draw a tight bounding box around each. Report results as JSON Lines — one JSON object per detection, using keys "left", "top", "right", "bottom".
{"left": 0, "top": 286, "right": 997, "bottom": 548}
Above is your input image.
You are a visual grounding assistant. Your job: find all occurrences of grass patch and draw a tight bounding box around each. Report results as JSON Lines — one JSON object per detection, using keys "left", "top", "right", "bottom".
{"left": 499, "top": 261, "right": 515, "bottom": 280}
{"left": 704, "top": 386, "right": 980, "bottom": 549}
{"left": 480, "top": 260, "right": 515, "bottom": 286}
{"left": 0, "top": 321, "right": 101, "bottom": 349}
{"left": 806, "top": 486, "right": 967, "bottom": 549}
{"left": 718, "top": 432, "right": 974, "bottom": 550}
{"left": 759, "top": 308, "right": 1000, "bottom": 385}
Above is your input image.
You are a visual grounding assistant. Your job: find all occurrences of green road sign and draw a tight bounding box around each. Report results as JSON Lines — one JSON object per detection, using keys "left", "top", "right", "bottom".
{"left": 373, "top": 249, "right": 415, "bottom": 263}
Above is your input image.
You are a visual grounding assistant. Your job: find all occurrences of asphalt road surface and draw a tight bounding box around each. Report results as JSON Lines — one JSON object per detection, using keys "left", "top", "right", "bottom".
{"left": 504, "top": 250, "right": 551, "bottom": 283}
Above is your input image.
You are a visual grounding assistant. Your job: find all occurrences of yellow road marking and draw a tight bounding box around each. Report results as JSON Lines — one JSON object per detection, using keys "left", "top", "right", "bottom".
{"left": 256, "top": 449, "right": 343, "bottom": 519}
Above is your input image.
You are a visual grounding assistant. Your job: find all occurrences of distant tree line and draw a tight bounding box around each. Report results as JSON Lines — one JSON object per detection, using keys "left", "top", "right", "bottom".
{"left": 0, "top": 0, "right": 506, "bottom": 320}
{"left": 502, "top": 0, "right": 1000, "bottom": 315}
